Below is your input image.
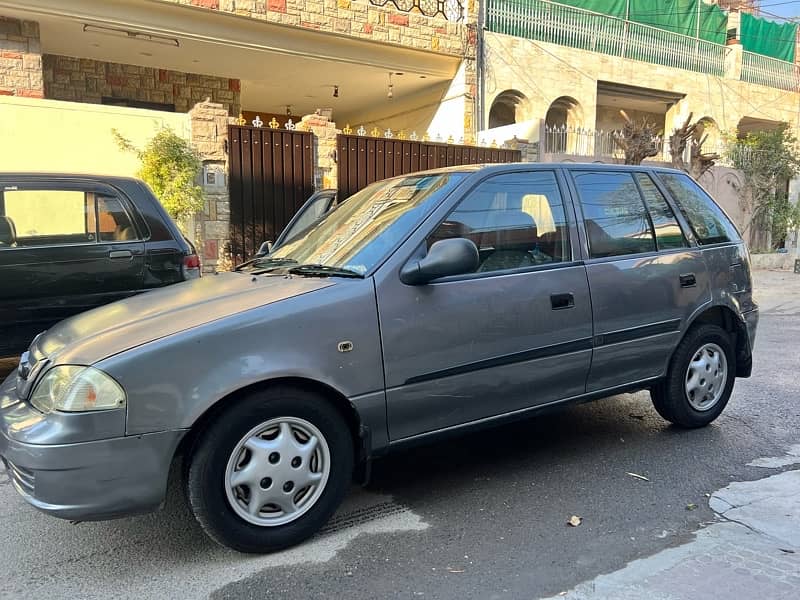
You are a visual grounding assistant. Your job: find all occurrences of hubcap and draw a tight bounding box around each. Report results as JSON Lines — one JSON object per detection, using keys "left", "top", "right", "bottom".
{"left": 224, "top": 417, "right": 330, "bottom": 527}
{"left": 685, "top": 342, "right": 727, "bottom": 411}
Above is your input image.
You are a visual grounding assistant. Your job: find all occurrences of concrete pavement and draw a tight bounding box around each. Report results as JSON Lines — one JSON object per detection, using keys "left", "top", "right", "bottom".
{"left": 543, "top": 450, "right": 800, "bottom": 600}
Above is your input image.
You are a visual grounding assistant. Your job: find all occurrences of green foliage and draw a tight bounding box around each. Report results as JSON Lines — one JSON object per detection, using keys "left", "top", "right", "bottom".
{"left": 726, "top": 123, "right": 800, "bottom": 247}
{"left": 113, "top": 127, "right": 204, "bottom": 221}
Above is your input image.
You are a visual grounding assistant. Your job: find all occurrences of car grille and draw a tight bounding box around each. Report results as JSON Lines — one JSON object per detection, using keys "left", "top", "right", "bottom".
{"left": 2, "top": 458, "right": 34, "bottom": 495}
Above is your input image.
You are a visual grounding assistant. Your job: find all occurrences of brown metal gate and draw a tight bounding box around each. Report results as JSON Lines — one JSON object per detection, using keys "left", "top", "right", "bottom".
{"left": 228, "top": 124, "right": 314, "bottom": 264}
{"left": 336, "top": 135, "right": 522, "bottom": 198}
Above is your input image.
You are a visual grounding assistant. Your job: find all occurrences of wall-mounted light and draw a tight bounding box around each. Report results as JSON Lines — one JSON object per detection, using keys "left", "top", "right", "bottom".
{"left": 387, "top": 73, "right": 394, "bottom": 100}
{"left": 333, "top": 85, "right": 339, "bottom": 98}
{"left": 82, "top": 24, "right": 180, "bottom": 47}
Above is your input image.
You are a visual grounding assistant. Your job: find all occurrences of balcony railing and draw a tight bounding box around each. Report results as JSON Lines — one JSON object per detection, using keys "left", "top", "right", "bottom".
{"left": 741, "top": 51, "right": 800, "bottom": 92}
{"left": 369, "top": 0, "right": 464, "bottom": 21}
{"left": 487, "top": 0, "right": 729, "bottom": 77}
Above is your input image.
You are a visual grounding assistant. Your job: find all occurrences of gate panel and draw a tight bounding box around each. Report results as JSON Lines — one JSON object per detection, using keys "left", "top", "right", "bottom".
{"left": 228, "top": 124, "right": 314, "bottom": 265}
{"left": 336, "top": 134, "right": 522, "bottom": 199}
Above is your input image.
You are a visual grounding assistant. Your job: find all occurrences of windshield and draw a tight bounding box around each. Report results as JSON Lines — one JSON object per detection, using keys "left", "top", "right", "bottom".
{"left": 262, "top": 172, "right": 465, "bottom": 275}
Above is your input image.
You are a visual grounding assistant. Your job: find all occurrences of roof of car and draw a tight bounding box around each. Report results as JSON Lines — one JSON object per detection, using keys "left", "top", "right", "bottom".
{"left": 415, "top": 162, "right": 687, "bottom": 175}
{"left": 0, "top": 173, "right": 143, "bottom": 184}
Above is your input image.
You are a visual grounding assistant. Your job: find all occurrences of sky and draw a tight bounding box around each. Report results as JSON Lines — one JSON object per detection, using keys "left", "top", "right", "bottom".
{"left": 760, "top": 1, "right": 800, "bottom": 21}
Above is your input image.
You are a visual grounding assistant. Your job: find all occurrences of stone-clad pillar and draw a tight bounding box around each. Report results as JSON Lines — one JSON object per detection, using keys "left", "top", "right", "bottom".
{"left": 189, "top": 100, "right": 232, "bottom": 272}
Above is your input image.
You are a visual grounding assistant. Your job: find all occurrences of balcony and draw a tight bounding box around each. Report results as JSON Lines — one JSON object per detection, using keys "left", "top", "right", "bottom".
{"left": 487, "top": 0, "right": 729, "bottom": 76}
{"left": 741, "top": 51, "right": 800, "bottom": 92}
{"left": 487, "top": 0, "right": 800, "bottom": 91}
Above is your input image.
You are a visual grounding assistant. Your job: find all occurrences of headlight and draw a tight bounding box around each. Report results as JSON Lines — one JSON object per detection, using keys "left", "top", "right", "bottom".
{"left": 30, "top": 366, "right": 126, "bottom": 413}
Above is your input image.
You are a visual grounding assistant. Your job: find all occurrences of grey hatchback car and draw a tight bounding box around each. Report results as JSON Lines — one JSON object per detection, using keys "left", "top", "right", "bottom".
{"left": 0, "top": 164, "right": 757, "bottom": 553}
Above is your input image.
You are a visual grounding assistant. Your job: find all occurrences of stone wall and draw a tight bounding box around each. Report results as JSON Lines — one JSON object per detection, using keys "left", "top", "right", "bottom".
{"left": 164, "top": 0, "right": 469, "bottom": 56}
{"left": 0, "top": 17, "right": 43, "bottom": 97}
{"left": 43, "top": 55, "right": 240, "bottom": 115}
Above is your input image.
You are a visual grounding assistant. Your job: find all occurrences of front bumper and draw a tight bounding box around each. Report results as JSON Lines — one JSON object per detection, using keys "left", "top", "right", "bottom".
{"left": 0, "top": 375, "right": 186, "bottom": 521}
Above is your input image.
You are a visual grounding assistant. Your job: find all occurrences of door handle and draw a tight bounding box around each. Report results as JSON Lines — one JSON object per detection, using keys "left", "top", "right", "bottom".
{"left": 679, "top": 273, "right": 696, "bottom": 288}
{"left": 550, "top": 293, "right": 575, "bottom": 310}
{"left": 109, "top": 250, "right": 133, "bottom": 260}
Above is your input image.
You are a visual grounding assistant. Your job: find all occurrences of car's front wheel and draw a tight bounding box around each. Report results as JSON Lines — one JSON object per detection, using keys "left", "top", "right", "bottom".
{"left": 651, "top": 324, "right": 736, "bottom": 428}
{"left": 186, "top": 387, "right": 354, "bottom": 553}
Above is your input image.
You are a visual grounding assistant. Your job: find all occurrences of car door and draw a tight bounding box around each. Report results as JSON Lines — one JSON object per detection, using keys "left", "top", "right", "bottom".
{"left": 569, "top": 169, "right": 712, "bottom": 392}
{"left": 273, "top": 189, "right": 338, "bottom": 250}
{"left": 375, "top": 169, "right": 593, "bottom": 441}
{"left": 0, "top": 179, "right": 145, "bottom": 356}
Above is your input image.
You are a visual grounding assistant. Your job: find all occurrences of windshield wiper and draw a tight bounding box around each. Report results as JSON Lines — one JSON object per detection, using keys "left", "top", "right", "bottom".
{"left": 287, "top": 264, "right": 364, "bottom": 278}
{"left": 236, "top": 257, "right": 298, "bottom": 273}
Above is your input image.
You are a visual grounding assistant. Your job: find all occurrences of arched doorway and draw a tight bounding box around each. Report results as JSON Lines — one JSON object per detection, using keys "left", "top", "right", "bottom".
{"left": 488, "top": 89, "right": 530, "bottom": 129}
{"left": 695, "top": 117, "right": 721, "bottom": 155}
{"left": 544, "top": 96, "right": 584, "bottom": 154}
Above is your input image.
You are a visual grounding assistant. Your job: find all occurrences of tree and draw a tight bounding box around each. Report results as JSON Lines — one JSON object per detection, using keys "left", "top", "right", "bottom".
{"left": 669, "top": 113, "right": 720, "bottom": 179}
{"left": 613, "top": 110, "right": 661, "bottom": 165}
{"left": 113, "top": 127, "right": 205, "bottom": 222}
{"left": 727, "top": 124, "right": 800, "bottom": 248}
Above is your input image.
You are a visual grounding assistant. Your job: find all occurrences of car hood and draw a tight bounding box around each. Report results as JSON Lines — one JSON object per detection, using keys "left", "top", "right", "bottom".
{"left": 36, "top": 272, "right": 336, "bottom": 365}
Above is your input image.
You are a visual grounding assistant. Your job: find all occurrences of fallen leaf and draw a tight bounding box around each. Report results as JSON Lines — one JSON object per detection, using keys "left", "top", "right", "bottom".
{"left": 779, "top": 548, "right": 795, "bottom": 554}
{"left": 686, "top": 503, "right": 698, "bottom": 511}
{"left": 629, "top": 413, "right": 645, "bottom": 420}
{"left": 626, "top": 472, "right": 650, "bottom": 482}
{"left": 447, "top": 567, "right": 465, "bottom": 573}
{"left": 568, "top": 515, "right": 582, "bottom": 527}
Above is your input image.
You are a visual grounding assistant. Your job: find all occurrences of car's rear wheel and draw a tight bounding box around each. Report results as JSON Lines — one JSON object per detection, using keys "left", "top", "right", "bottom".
{"left": 186, "top": 387, "right": 354, "bottom": 553}
{"left": 651, "top": 324, "right": 736, "bottom": 428}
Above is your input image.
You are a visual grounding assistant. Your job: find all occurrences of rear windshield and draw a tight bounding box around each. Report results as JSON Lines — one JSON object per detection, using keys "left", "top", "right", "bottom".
{"left": 657, "top": 173, "right": 741, "bottom": 245}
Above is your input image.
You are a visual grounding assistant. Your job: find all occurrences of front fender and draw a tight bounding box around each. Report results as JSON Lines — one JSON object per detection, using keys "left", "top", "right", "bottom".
{"left": 96, "top": 279, "right": 385, "bottom": 435}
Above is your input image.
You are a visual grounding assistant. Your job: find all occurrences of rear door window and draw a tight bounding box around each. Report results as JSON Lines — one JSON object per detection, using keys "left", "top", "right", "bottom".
{"left": 572, "top": 171, "right": 656, "bottom": 258}
{"left": 634, "top": 173, "right": 688, "bottom": 250}
{"left": 657, "top": 173, "right": 740, "bottom": 245}
{"left": 1, "top": 187, "right": 138, "bottom": 247}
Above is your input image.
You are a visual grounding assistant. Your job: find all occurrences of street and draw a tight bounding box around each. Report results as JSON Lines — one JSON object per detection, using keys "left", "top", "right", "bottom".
{"left": 1, "top": 269, "right": 798, "bottom": 599}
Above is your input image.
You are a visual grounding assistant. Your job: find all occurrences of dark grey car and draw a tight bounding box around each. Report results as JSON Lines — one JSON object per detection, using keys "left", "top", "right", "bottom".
{"left": 0, "top": 164, "right": 758, "bottom": 553}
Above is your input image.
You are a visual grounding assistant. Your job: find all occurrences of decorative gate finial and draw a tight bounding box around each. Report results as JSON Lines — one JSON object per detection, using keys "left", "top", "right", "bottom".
{"left": 253, "top": 115, "right": 264, "bottom": 128}
{"left": 343, "top": 124, "right": 353, "bottom": 135}
{"left": 234, "top": 113, "right": 247, "bottom": 126}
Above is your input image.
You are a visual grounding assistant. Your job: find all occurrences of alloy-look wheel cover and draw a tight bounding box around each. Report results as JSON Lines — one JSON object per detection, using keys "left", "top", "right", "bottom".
{"left": 685, "top": 342, "right": 728, "bottom": 412}
{"left": 224, "top": 417, "right": 331, "bottom": 527}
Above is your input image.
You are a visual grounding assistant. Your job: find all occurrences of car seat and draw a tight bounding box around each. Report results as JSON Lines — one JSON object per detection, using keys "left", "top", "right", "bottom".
{"left": 0, "top": 216, "right": 17, "bottom": 247}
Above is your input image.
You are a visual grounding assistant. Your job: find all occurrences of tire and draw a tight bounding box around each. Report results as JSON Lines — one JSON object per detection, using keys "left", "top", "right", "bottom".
{"left": 651, "top": 324, "right": 736, "bottom": 428}
{"left": 186, "top": 386, "right": 354, "bottom": 553}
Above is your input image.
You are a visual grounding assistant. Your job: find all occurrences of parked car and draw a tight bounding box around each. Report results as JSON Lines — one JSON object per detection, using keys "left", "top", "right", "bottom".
{"left": 0, "top": 164, "right": 757, "bottom": 554}
{"left": 0, "top": 174, "right": 201, "bottom": 357}
{"left": 250, "top": 188, "right": 339, "bottom": 259}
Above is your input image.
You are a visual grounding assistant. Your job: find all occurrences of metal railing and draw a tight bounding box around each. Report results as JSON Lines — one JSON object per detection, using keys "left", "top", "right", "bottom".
{"left": 369, "top": 0, "right": 464, "bottom": 21}
{"left": 741, "top": 51, "right": 800, "bottom": 92}
{"left": 541, "top": 124, "right": 698, "bottom": 163}
{"left": 487, "top": 0, "right": 729, "bottom": 76}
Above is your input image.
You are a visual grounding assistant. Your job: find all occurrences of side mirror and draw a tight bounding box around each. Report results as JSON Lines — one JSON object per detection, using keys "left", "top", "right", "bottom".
{"left": 400, "top": 238, "right": 479, "bottom": 285}
{"left": 255, "top": 241, "right": 273, "bottom": 257}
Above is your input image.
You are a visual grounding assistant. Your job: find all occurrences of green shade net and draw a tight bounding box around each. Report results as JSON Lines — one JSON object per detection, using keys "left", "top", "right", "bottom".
{"left": 629, "top": 0, "right": 727, "bottom": 44}
{"left": 546, "top": 0, "right": 627, "bottom": 17}
{"left": 740, "top": 12, "right": 797, "bottom": 62}
{"left": 529, "top": 1, "right": 727, "bottom": 43}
